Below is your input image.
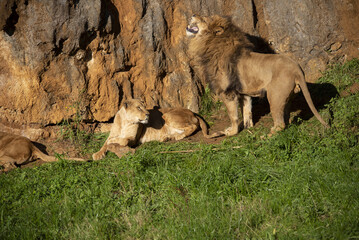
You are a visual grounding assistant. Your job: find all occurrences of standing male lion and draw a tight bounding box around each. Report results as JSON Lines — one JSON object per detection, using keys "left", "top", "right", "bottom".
{"left": 186, "top": 15, "right": 328, "bottom": 136}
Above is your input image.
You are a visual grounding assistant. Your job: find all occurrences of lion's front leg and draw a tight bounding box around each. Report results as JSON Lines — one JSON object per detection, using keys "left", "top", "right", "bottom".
{"left": 93, "top": 137, "right": 131, "bottom": 161}
{"left": 221, "top": 92, "right": 239, "bottom": 136}
{"left": 240, "top": 95, "right": 253, "bottom": 129}
{"left": 92, "top": 143, "right": 108, "bottom": 160}
{"left": 107, "top": 136, "right": 130, "bottom": 146}
{"left": 107, "top": 144, "right": 135, "bottom": 158}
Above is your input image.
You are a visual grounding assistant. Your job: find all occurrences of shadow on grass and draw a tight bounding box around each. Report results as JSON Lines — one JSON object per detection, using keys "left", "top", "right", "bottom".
{"left": 252, "top": 82, "right": 339, "bottom": 126}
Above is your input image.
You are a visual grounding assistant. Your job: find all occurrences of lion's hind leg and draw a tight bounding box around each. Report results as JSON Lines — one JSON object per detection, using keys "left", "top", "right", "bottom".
{"left": 0, "top": 156, "right": 18, "bottom": 172}
{"left": 267, "top": 98, "right": 286, "bottom": 135}
{"left": 173, "top": 125, "right": 198, "bottom": 141}
{"left": 0, "top": 139, "right": 33, "bottom": 166}
{"left": 267, "top": 81, "right": 294, "bottom": 135}
{"left": 162, "top": 110, "right": 198, "bottom": 141}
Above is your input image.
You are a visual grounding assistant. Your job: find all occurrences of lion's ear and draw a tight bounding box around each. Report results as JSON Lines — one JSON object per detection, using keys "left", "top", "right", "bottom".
{"left": 123, "top": 101, "right": 129, "bottom": 109}
{"left": 214, "top": 26, "right": 224, "bottom": 35}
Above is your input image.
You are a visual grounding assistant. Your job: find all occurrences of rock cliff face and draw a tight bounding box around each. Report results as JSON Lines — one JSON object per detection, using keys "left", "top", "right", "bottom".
{"left": 0, "top": 0, "right": 358, "bottom": 127}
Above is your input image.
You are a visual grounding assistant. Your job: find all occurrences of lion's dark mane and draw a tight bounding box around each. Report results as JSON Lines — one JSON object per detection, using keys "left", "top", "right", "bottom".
{"left": 189, "top": 16, "right": 254, "bottom": 95}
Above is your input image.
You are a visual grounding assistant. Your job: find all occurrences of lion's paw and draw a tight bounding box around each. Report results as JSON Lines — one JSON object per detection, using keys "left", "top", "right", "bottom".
{"left": 208, "top": 131, "right": 225, "bottom": 138}
{"left": 224, "top": 126, "right": 238, "bottom": 136}
{"left": 174, "top": 134, "right": 187, "bottom": 141}
{"left": 114, "top": 148, "right": 135, "bottom": 158}
{"left": 270, "top": 126, "right": 284, "bottom": 134}
{"left": 92, "top": 151, "right": 104, "bottom": 161}
{"left": 243, "top": 119, "right": 254, "bottom": 129}
{"left": 107, "top": 145, "right": 135, "bottom": 159}
{"left": 107, "top": 137, "right": 117, "bottom": 144}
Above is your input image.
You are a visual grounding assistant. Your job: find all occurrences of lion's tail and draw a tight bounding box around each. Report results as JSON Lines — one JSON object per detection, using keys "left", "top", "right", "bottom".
{"left": 296, "top": 74, "right": 329, "bottom": 128}
{"left": 196, "top": 114, "right": 224, "bottom": 139}
{"left": 32, "top": 145, "right": 87, "bottom": 162}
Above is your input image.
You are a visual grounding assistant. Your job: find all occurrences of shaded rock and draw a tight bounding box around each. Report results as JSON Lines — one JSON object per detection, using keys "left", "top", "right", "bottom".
{"left": 330, "top": 42, "right": 342, "bottom": 52}
{"left": 0, "top": 123, "right": 50, "bottom": 141}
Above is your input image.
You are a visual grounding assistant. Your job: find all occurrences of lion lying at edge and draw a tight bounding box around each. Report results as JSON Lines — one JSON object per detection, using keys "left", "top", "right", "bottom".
{"left": 92, "top": 98, "right": 221, "bottom": 160}
{"left": 0, "top": 132, "right": 86, "bottom": 172}
{"left": 186, "top": 15, "right": 329, "bottom": 136}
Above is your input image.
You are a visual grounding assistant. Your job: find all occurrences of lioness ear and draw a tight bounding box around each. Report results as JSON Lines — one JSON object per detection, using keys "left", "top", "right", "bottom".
{"left": 214, "top": 26, "right": 224, "bottom": 35}
{"left": 123, "top": 101, "right": 129, "bottom": 109}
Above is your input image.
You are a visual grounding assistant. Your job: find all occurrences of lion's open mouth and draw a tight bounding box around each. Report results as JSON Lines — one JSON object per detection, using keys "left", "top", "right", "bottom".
{"left": 139, "top": 118, "right": 149, "bottom": 124}
{"left": 186, "top": 25, "right": 199, "bottom": 34}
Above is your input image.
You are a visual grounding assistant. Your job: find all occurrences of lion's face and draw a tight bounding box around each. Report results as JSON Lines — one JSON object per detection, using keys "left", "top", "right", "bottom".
{"left": 123, "top": 99, "right": 149, "bottom": 124}
{"left": 186, "top": 15, "right": 227, "bottom": 38}
{"left": 186, "top": 15, "right": 209, "bottom": 37}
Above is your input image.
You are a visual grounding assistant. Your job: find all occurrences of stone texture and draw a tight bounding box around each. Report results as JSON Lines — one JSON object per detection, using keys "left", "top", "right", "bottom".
{"left": 0, "top": 0, "right": 358, "bottom": 128}
{"left": 254, "top": 0, "right": 359, "bottom": 81}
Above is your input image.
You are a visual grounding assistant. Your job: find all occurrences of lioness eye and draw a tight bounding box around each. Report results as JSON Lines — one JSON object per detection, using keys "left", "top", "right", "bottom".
{"left": 137, "top": 107, "right": 141, "bottom": 111}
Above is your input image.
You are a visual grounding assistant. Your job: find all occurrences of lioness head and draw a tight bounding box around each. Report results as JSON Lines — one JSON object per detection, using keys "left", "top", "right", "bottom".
{"left": 123, "top": 99, "right": 149, "bottom": 124}
{"left": 186, "top": 15, "right": 230, "bottom": 38}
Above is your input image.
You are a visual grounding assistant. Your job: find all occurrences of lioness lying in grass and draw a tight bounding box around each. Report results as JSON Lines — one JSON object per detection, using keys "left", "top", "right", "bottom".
{"left": 0, "top": 132, "right": 86, "bottom": 172}
{"left": 93, "top": 98, "right": 221, "bottom": 160}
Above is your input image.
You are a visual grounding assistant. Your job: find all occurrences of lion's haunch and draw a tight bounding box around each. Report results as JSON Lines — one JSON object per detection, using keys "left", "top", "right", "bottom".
{"left": 0, "top": 132, "right": 86, "bottom": 172}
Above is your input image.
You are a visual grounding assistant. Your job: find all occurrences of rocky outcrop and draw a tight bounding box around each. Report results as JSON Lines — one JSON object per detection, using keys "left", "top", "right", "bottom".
{"left": 254, "top": 0, "right": 359, "bottom": 80}
{"left": 1, "top": 0, "right": 358, "bottom": 127}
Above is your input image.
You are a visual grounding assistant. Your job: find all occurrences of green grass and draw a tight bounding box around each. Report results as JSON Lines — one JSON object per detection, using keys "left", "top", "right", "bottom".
{"left": 1, "top": 59, "right": 359, "bottom": 239}
{"left": 318, "top": 58, "right": 359, "bottom": 92}
{"left": 199, "top": 85, "right": 222, "bottom": 118}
